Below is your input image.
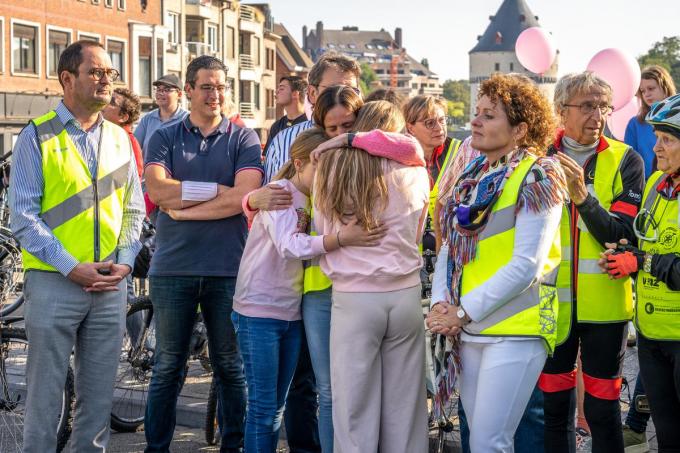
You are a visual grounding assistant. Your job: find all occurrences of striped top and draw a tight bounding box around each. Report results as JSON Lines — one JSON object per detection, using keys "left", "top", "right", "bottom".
{"left": 9, "top": 101, "right": 145, "bottom": 276}
{"left": 263, "top": 119, "right": 314, "bottom": 183}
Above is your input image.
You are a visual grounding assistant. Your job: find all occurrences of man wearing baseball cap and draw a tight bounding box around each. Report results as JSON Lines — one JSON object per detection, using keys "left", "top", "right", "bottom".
{"left": 134, "top": 73, "right": 188, "bottom": 157}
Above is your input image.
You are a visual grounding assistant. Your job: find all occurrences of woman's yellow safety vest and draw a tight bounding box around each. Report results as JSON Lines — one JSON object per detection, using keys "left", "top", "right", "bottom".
{"left": 635, "top": 171, "right": 680, "bottom": 341}
{"left": 22, "top": 110, "right": 131, "bottom": 272}
{"left": 428, "top": 138, "right": 461, "bottom": 220}
{"left": 554, "top": 139, "right": 634, "bottom": 345}
{"left": 461, "top": 155, "right": 561, "bottom": 353}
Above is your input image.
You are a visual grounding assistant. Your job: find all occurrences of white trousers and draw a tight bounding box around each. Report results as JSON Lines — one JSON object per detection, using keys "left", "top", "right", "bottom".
{"left": 459, "top": 339, "right": 547, "bottom": 453}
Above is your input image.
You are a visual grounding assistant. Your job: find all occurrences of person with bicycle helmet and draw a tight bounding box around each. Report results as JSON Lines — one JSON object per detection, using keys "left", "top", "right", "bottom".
{"left": 599, "top": 93, "right": 680, "bottom": 452}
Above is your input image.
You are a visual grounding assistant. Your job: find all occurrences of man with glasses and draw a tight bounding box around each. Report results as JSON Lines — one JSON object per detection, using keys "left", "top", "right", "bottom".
{"left": 9, "top": 40, "right": 145, "bottom": 452}
{"left": 539, "top": 72, "right": 645, "bottom": 452}
{"left": 134, "top": 73, "right": 187, "bottom": 158}
{"left": 143, "top": 55, "right": 262, "bottom": 453}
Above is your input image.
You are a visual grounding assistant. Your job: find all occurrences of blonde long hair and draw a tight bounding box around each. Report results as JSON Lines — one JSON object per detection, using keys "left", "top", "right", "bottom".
{"left": 314, "top": 101, "right": 405, "bottom": 228}
{"left": 274, "top": 128, "right": 328, "bottom": 181}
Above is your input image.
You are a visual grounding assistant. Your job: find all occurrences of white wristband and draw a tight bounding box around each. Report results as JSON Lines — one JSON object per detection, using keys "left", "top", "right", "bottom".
{"left": 181, "top": 181, "right": 218, "bottom": 202}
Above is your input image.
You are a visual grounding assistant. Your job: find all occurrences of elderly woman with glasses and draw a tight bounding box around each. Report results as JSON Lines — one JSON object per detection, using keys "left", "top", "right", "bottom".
{"left": 599, "top": 94, "right": 680, "bottom": 452}
{"left": 537, "top": 72, "right": 646, "bottom": 453}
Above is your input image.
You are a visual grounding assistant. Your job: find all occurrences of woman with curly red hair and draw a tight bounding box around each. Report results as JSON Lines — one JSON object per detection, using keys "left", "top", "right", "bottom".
{"left": 427, "top": 73, "right": 567, "bottom": 452}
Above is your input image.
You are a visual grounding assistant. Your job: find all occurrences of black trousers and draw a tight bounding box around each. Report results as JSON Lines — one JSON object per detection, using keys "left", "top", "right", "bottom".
{"left": 542, "top": 320, "right": 628, "bottom": 453}
{"left": 638, "top": 334, "right": 680, "bottom": 452}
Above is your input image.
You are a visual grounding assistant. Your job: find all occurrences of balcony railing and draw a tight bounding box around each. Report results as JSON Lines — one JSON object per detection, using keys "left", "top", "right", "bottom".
{"left": 239, "top": 4, "right": 256, "bottom": 22}
{"left": 240, "top": 102, "right": 255, "bottom": 119}
{"left": 186, "top": 42, "right": 216, "bottom": 57}
{"left": 239, "top": 54, "right": 255, "bottom": 71}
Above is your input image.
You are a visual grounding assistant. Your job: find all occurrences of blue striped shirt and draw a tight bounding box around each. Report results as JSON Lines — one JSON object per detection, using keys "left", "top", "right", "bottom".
{"left": 9, "top": 101, "right": 145, "bottom": 276}
{"left": 263, "top": 120, "right": 314, "bottom": 183}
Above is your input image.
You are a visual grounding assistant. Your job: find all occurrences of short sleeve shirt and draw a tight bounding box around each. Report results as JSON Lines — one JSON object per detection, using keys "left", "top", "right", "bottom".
{"left": 145, "top": 115, "right": 263, "bottom": 277}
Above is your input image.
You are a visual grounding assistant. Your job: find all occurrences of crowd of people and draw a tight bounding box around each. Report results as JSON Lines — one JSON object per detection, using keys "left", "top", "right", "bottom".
{"left": 6, "top": 38, "right": 680, "bottom": 453}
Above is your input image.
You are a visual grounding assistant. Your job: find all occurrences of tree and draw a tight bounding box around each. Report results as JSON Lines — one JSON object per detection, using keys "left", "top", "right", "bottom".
{"left": 638, "top": 36, "right": 680, "bottom": 88}
{"left": 421, "top": 58, "right": 429, "bottom": 69}
{"left": 447, "top": 101, "right": 466, "bottom": 125}
{"left": 442, "top": 79, "right": 470, "bottom": 121}
{"left": 359, "top": 63, "right": 378, "bottom": 96}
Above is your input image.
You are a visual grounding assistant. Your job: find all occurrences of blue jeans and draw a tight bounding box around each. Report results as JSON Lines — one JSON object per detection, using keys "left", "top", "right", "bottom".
{"left": 232, "top": 312, "right": 302, "bottom": 452}
{"left": 459, "top": 383, "right": 545, "bottom": 453}
{"left": 144, "top": 276, "right": 246, "bottom": 453}
{"left": 302, "top": 288, "right": 333, "bottom": 452}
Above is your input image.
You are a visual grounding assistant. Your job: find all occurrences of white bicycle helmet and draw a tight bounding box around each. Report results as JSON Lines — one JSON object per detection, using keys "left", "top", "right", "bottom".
{"left": 647, "top": 93, "right": 680, "bottom": 135}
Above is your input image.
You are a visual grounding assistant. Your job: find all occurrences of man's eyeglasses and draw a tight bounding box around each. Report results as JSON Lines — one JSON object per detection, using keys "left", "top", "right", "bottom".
{"left": 419, "top": 116, "right": 448, "bottom": 130}
{"left": 155, "top": 86, "right": 179, "bottom": 95}
{"left": 563, "top": 102, "right": 614, "bottom": 116}
{"left": 87, "top": 68, "right": 120, "bottom": 82}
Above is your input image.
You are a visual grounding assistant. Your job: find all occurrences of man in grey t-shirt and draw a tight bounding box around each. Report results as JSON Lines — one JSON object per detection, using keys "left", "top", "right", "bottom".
{"left": 134, "top": 73, "right": 188, "bottom": 157}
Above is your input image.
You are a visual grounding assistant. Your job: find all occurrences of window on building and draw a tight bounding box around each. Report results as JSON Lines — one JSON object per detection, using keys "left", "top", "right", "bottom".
{"left": 227, "top": 77, "right": 235, "bottom": 102}
{"left": 266, "top": 89, "right": 275, "bottom": 108}
{"left": 207, "top": 24, "right": 218, "bottom": 53}
{"left": 412, "top": 83, "right": 418, "bottom": 89}
{"left": 266, "top": 48, "right": 274, "bottom": 71}
{"left": 92, "top": 0, "right": 100, "bottom": 4}
{"left": 138, "top": 36, "right": 152, "bottom": 97}
{"left": 107, "top": 39, "right": 124, "bottom": 81}
{"left": 239, "top": 80, "right": 251, "bottom": 104}
{"left": 494, "top": 62, "right": 500, "bottom": 71}
{"left": 12, "top": 22, "right": 38, "bottom": 75}
{"left": 254, "top": 82, "right": 260, "bottom": 109}
{"left": 48, "top": 29, "right": 70, "bottom": 77}
{"left": 118, "top": 0, "right": 126, "bottom": 10}
{"left": 186, "top": 19, "right": 202, "bottom": 43}
{"left": 226, "top": 26, "right": 235, "bottom": 59}
{"left": 254, "top": 36, "right": 260, "bottom": 65}
{"left": 79, "top": 33, "right": 100, "bottom": 42}
{"left": 510, "top": 62, "right": 514, "bottom": 71}
{"left": 105, "top": 0, "right": 113, "bottom": 7}
{"left": 166, "top": 11, "right": 180, "bottom": 45}
{"left": 156, "top": 38, "right": 163, "bottom": 80}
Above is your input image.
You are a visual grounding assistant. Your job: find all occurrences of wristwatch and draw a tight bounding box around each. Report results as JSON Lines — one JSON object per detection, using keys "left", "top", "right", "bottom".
{"left": 643, "top": 253, "right": 653, "bottom": 274}
{"left": 456, "top": 307, "right": 469, "bottom": 324}
{"left": 347, "top": 132, "right": 356, "bottom": 147}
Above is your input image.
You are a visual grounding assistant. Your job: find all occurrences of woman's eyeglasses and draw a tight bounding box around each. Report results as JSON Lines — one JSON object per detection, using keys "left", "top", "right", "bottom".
{"left": 419, "top": 116, "right": 448, "bottom": 130}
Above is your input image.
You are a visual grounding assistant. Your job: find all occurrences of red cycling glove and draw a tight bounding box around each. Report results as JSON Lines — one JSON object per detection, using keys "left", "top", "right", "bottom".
{"left": 606, "top": 251, "right": 640, "bottom": 279}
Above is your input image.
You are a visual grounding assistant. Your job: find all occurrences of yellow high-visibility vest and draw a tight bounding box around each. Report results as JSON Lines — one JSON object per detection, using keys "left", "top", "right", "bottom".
{"left": 428, "top": 138, "right": 461, "bottom": 220}
{"left": 461, "top": 154, "right": 561, "bottom": 353}
{"left": 303, "top": 203, "right": 332, "bottom": 294}
{"left": 554, "top": 138, "right": 633, "bottom": 345}
{"left": 22, "top": 110, "right": 131, "bottom": 271}
{"left": 636, "top": 171, "right": 680, "bottom": 341}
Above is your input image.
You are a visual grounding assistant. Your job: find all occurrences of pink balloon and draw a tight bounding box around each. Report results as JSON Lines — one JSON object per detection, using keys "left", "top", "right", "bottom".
{"left": 515, "top": 27, "right": 557, "bottom": 74}
{"left": 304, "top": 95, "right": 313, "bottom": 121}
{"left": 607, "top": 97, "right": 639, "bottom": 141}
{"left": 587, "top": 48, "right": 641, "bottom": 111}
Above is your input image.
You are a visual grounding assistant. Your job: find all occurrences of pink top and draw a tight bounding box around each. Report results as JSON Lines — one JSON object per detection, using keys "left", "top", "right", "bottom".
{"left": 234, "top": 179, "right": 326, "bottom": 321}
{"left": 315, "top": 160, "right": 430, "bottom": 293}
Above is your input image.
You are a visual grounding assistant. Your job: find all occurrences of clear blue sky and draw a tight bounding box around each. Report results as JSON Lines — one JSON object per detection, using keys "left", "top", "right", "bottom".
{"left": 265, "top": 0, "right": 679, "bottom": 81}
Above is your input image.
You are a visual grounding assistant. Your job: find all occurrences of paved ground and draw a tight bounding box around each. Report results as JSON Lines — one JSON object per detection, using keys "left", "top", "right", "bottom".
{"left": 97, "top": 333, "right": 656, "bottom": 453}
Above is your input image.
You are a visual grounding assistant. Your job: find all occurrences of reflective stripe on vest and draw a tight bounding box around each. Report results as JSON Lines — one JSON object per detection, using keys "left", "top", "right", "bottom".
{"left": 461, "top": 155, "right": 561, "bottom": 353}
{"left": 555, "top": 138, "right": 633, "bottom": 344}
{"left": 303, "top": 204, "right": 332, "bottom": 294}
{"left": 22, "top": 111, "right": 131, "bottom": 271}
{"left": 428, "top": 138, "right": 461, "bottom": 220}
{"left": 635, "top": 171, "right": 680, "bottom": 341}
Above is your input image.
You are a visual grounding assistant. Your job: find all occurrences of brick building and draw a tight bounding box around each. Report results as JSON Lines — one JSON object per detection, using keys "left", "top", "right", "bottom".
{"left": 0, "top": 0, "right": 165, "bottom": 152}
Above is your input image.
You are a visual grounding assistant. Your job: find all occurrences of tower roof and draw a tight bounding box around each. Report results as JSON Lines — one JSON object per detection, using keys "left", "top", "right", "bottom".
{"left": 469, "top": 0, "right": 540, "bottom": 54}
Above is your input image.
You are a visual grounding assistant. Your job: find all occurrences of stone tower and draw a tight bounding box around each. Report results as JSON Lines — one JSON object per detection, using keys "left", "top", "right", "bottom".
{"left": 469, "top": 0, "right": 558, "bottom": 119}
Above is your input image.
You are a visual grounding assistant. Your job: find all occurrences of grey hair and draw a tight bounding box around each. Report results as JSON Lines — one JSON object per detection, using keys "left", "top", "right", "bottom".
{"left": 554, "top": 71, "right": 613, "bottom": 116}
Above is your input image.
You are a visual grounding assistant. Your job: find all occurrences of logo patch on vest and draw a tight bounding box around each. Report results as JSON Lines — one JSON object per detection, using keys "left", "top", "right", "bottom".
{"left": 659, "top": 227, "right": 678, "bottom": 250}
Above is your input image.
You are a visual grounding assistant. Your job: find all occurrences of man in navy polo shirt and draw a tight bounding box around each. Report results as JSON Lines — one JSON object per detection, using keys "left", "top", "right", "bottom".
{"left": 143, "top": 55, "right": 263, "bottom": 453}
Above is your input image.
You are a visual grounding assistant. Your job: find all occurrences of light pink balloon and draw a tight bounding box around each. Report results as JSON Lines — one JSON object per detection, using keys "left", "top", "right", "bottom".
{"left": 304, "top": 95, "right": 313, "bottom": 121}
{"left": 607, "top": 97, "right": 639, "bottom": 141}
{"left": 587, "top": 48, "right": 641, "bottom": 111}
{"left": 515, "top": 27, "right": 557, "bottom": 74}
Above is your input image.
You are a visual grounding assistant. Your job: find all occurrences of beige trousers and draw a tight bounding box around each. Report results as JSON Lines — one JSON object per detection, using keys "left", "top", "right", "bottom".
{"left": 330, "top": 285, "right": 428, "bottom": 453}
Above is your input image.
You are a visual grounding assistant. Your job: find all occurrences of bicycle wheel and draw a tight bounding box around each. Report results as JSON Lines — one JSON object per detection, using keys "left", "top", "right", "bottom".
{"left": 0, "top": 232, "right": 23, "bottom": 316}
{"left": 110, "top": 297, "right": 155, "bottom": 433}
{"left": 0, "top": 327, "right": 74, "bottom": 452}
{"left": 204, "top": 376, "right": 220, "bottom": 445}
